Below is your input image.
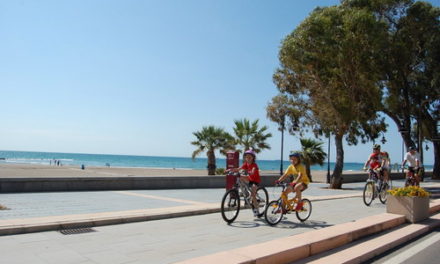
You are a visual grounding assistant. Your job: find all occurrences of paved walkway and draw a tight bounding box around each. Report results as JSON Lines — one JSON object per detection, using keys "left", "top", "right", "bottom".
{"left": 0, "top": 182, "right": 367, "bottom": 220}
{"left": 0, "top": 197, "right": 389, "bottom": 264}
{"left": 2, "top": 179, "right": 440, "bottom": 221}
{"left": 1, "top": 179, "right": 439, "bottom": 264}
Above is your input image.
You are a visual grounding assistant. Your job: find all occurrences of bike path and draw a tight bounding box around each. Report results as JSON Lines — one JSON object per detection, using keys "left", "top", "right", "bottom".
{"left": 0, "top": 196, "right": 389, "bottom": 264}
{"left": 0, "top": 182, "right": 366, "bottom": 220}
{"left": 1, "top": 180, "right": 439, "bottom": 236}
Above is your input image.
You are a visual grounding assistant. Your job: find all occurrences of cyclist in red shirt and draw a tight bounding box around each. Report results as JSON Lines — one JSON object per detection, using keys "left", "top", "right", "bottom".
{"left": 230, "top": 149, "right": 261, "bottom": 216}
{"left": 363, "top": 144, "right": 383, "bottom": 177}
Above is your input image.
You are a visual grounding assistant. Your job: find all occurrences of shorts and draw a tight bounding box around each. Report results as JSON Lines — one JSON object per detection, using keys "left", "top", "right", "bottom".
{"left": 289, "top": 182, "right": 308, "bottom": 191}
{"left": 408, "top": 167, "right": 419, "bottom": 175}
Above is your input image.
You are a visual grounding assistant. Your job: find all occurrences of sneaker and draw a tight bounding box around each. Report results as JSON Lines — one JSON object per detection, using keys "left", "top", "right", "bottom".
{"left": 253, "top": 209, "right": 259, "bottom": 217}
{"left": 295, "top": 202, "right": 303, "bottom": 211}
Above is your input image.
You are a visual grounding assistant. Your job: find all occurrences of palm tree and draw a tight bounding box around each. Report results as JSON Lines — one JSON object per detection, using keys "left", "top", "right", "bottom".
{"left": 267, "top": 94, "right": 300, "bottom": 175}
{"left": 191, "top": 126, "right": 235, "bottom": 175}
{"left": 299, "top": 138, "right": 327, "bottom": 182}
{"left": 233, "top": 119, "right": 272, "bottom": 154}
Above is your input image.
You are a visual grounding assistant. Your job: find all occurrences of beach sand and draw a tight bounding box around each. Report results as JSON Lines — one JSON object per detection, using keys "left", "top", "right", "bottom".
{"left": 0, "top": 163, "right": 338, "bottom": 182}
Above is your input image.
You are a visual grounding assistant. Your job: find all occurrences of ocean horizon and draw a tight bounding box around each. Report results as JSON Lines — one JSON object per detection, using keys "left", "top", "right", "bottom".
{"left": 0, "top": 150, "right": 433, "bottom": 172}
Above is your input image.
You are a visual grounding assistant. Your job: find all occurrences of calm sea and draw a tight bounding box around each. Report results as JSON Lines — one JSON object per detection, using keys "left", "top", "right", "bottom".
{"left": 0, "top": 150, "right": 432, "bottom": 172}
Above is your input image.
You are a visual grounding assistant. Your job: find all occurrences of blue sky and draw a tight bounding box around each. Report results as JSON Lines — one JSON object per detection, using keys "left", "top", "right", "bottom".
{"left": 1, "top": 0, "right": 438, "bottom": 164}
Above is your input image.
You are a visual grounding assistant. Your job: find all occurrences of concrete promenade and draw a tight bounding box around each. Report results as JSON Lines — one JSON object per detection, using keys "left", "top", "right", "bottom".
{"left": 0, "top": 182, "right": 366, "bottom": 234}
{"left": 0, "top": 178, "right": 440, "bottom": 263}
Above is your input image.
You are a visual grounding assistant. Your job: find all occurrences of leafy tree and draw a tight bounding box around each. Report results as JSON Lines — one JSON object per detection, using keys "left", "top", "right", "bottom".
{"left": 274, "top": 5, "right": 387, "bottom": 188}
{"left": 232, "top": 118, "right": 272, "bottom": 154}
{"left": 299, "top": 138, "right": 327, "bottom": 182}
{"left": 343, "top": 0, "right": 440, "bottom": 178}
{"left": 394, "top": 1, "right": 440, "bottom": 178}
{"left": 191, "top": 126, "right": 235, "bottom": 175}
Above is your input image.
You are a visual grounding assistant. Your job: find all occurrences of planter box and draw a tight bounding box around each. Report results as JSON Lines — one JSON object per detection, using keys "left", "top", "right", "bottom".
{"left": 386, "top": 196, "right": 429, "bottom": 223}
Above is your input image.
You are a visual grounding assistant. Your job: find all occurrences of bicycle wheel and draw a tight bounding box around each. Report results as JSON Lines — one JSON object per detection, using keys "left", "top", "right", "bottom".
{"left": 254, "top": 187, "right": 269, "bottom": 217}
{"left": 264, "top": 200, "right": 284, "bottom": 226}
{"left": 363, "top": 182, "right": 374, "bottom": 206}
{"left": 379, "top": 182, "right": 390, "bottom": 204}
{"left": 296, "top": 198, "right": 312, "bottom": 222}
{"left": 221, "top": 189, "right": 240, "bottom": 224}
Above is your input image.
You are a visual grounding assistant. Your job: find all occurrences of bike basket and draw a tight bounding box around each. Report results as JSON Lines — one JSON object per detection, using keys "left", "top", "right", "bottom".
{"left": 226, "top": 174, "right": 238, "bottom": 190}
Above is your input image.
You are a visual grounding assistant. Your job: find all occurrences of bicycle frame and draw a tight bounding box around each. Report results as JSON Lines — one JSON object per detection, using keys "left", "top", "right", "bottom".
{"left": 275, "top": 183, "right": 301, "bottom": 212}
{"left": 227, "top": 171, "right": 256, "bottom": 208}
{"left": 264, "top": 182, "right": 312, "bottom": 225}
{"left": 404, "top": 167, "right": 418, "bottom": 186}
{"left": 367, "top": 169, "right": 380, "bottom": 182}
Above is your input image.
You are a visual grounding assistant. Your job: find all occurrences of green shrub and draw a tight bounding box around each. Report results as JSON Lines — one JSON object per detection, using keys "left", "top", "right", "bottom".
{"left": 215, "top": 168, "right": 226, "bottom": 175}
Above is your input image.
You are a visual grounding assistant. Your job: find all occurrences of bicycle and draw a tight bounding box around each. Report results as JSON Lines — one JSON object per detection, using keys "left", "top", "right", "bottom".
{"left": 363, "top": 168, "right": 389, "bottom": 206}
{"left": 220, "top": 171, "right": 269, "bottom": 224}
{"left": 264, "top": 182, "right": 312, "bottom": 226}
{"left": 404, "top": 167, "right": 419, "bottom": 187}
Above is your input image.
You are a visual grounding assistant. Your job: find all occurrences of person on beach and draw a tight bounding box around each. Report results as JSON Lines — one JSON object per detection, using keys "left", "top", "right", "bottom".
{"left": 275, "top": 152, "right": 310, "bottom": 211}
{"left": 402, "top": 146, "right": 422, "bottom": 186}
{"left": 229, "top": 149, "right": 261, "bottom": 217}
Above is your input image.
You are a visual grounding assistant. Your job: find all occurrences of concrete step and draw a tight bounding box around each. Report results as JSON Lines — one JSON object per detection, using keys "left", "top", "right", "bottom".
{"left": 297, "top": 213, "right": 440, "bottom": 264}
{"left": 174, "top": 213, "right": 406, "bottom": 264}
{"left": 174, "top": 199, "right": 440, "bottom": 264}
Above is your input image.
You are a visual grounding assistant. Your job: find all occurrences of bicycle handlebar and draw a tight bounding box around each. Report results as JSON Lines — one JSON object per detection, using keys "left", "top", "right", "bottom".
{"left": 225, "top": 170, "right": 249, "bottom": 176}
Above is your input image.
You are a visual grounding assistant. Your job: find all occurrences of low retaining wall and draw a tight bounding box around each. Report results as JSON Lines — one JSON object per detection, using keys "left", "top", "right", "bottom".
{"left": 0, "top": 172, "right": 433, "bottom": 193}
{"left": 0, "top": 175, "right": 284, "bottom": 193}
{"left": 340, "top": 171, "right": 433, "bottom": 183}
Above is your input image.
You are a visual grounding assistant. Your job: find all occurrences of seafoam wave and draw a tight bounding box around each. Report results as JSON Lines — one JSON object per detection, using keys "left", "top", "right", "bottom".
{"left": 0, "top": 150, "right": 433, "bottom": 171}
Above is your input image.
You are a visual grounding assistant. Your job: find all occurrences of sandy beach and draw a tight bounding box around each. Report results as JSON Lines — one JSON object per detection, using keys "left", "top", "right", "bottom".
{"left": 0, "top": 163, "right": 339, "bottom": 182}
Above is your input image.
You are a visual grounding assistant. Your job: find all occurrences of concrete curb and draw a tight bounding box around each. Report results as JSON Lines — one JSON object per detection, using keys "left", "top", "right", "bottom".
{"left": 0, "top": 203, "right": 218, "bottom": 236}
{"left": 173, "top": 199, "right": 440, "bottom": 264}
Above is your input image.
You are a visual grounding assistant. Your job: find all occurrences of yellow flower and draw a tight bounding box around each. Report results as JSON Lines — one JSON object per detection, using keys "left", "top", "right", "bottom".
{"left": 387, "top": 186, "right": 430, "bottom": 197}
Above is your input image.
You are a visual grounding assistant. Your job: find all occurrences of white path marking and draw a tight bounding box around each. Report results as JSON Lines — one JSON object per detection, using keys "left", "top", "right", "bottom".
{"left": 114, "top": 191, "right": 210, "bottom": 206}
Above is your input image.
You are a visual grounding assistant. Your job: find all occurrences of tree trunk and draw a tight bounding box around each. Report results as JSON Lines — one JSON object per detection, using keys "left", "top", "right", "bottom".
{"left": 207, "top": 150, "right": 216, "bottom": 175}
{"left": 330, "top": 133, "right": 344, "bottom": 189}
{"left": 401, "top": 129, "right": 414, "bottom": 150}
{"left": 433, "top": 141, "right": 440, "bottom": 180}
{"left": 420, "top": 112, "right": 439, "bottom": 180}
{"left": 305, "top": 162, "right": 312, "bottom": 182}
{"left": 383, "top": 110, "right": 415, "bottom": 149}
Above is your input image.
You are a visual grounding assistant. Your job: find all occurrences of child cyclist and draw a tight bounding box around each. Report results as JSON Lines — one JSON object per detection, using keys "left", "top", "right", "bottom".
{"left": 381, "top": 151, "right": 391, "bottom": 184}
{"left": 229, "top": 149, "right": 261, "bottom": 216}
{"left": 275, "top": 152, "right": 310, "bottom": 211}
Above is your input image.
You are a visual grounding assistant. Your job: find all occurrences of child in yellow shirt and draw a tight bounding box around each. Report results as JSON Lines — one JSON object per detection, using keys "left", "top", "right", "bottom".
{"left": 276, "top": 152, "right": 310, "bottom": 211}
